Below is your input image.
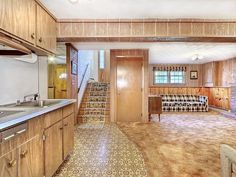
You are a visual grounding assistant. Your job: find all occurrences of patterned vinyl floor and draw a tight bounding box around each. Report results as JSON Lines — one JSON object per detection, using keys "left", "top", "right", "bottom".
{"left": 54, "top": 124, "right": 148, "bottom": 177}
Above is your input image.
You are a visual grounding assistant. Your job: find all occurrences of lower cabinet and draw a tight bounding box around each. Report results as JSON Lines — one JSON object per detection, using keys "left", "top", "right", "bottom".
{"left": 63, "top": 114, "right": 74, "bottom": 159}
{"left": 44, "top": 121, "right": 63, "bottom": 177}
{"left": 0, "top": 104, "right": 75, "bottom": 177}
{"left": 18, "top": 135, "right": 44, "bottom": 177}
{"left": 0, "top": 134, "right": 43, "bottom": 177}
{"left": 0, "top": 150, "right": 17, "bottom": 177}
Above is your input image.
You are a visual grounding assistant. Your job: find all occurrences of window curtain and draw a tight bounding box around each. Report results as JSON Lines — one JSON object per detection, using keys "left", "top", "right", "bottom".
{"left": 153, "top": 65, "right": 187, "bottom": 72}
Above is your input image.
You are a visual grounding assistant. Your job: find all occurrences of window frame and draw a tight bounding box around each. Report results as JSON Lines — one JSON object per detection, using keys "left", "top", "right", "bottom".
{"left": 153, "top": 70, "right": 186, "bottom": 85}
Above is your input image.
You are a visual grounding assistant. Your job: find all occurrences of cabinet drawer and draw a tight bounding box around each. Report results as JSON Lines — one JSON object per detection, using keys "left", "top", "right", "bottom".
{"left": 1, "top": 123, "right": 27, "bottom": 143}
{"left": 62, "top": 104, "right": 74, "bottom": 118}
{"left": 44, "top": 109, "right": 62, "bottom": 129}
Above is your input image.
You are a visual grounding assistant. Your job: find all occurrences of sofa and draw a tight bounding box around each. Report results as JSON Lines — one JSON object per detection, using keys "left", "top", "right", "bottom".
{"left": 160, "top": 94, "right": 208, "bottom": 112}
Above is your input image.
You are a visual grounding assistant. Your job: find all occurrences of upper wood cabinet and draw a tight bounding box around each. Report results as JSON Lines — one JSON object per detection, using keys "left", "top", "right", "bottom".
{"left": 0, "top": 0, "right": 56, "bottom": 54}
{"left": 0, "top": 0, "right": 36, "bottom": 44}
{"left": 36, "top": 4, "right": 56, "bottom": 53}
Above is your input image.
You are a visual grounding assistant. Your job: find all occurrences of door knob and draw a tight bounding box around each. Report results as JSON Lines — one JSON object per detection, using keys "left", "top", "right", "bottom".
{"left": 39, "top": 37, "right": 42, "bottom": 43}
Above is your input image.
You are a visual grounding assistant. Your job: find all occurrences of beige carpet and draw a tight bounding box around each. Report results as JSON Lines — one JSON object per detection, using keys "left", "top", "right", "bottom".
{"left": 117, "top": 112, "right": 236, "bottom": 177}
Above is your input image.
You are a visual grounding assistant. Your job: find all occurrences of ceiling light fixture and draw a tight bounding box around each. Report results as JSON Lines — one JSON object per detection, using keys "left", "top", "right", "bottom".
{"left": 192, "top": 54, "right": 203, "bottom": 61}
{"left": 69, "top": 0, "right": 78, "bottom": 4}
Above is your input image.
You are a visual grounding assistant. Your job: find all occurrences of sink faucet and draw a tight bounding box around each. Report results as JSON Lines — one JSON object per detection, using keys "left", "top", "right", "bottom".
{"left": 23, "top": 93, "right": 40, "bottom": 102}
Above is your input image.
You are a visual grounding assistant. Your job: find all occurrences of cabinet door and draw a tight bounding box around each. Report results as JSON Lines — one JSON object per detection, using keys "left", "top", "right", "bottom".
{"left": 0, "top": 150, "right": 17, "bottom": 177}
{"left": 44, "top": 121, "right": 63, "bottom": 177}
{"left": 18, "top": 135, "right": 43, "bottom": 177}
{"left": 63, "top": 114, "right": 74, "bottom": 159}
{"left": 36, "top": 4, "right": 56, "bottom": 53}
{"left": 0, "top": 0, "right": 36, "bottom": 44}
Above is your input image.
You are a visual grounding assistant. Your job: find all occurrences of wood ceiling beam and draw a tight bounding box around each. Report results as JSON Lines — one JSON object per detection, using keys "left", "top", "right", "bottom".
{"left": 57, "top": 20, "right": 236, "bottom": 42}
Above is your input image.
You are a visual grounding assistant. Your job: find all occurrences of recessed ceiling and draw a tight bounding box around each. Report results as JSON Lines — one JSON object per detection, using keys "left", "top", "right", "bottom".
{"left": 72, "top": 42, "right": 236, "bottom": 64}
{"left": 40, "top": 0, "right": 236, "bottom": 20}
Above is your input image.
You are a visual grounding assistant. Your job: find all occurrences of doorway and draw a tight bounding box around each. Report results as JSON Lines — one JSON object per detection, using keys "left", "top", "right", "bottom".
{"left": 116, "top": 57, "right": 143, "bottom": 122}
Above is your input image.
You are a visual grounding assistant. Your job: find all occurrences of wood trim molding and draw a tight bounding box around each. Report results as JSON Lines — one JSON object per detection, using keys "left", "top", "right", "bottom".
{"left": 58, "top": 37, "right": 236, "bottom": 43}
{"left": 35, "top": 0, "right": 57, "bottom": 21}
{"left": 57, "top": 18, "right": 236, "bottom": 23}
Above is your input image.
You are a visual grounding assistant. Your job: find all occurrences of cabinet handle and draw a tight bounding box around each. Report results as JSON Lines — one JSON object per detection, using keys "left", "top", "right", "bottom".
{"left": 59, "top": 127, "right": 63, "bottom": 130}
{"left": 3, "top": 134, "right": 15, "bottom": 141}
{"left": 39, "top": 37, "right": 42, "bottom": 43}
{"left": 64, "top": 123, "right": 68, "bottom": 127}
{"left": 16, "top": 129, "right": 26, "bottom": 135}
{"left": 8, "top": 159, "right": 16, "bottom": 168}
{"left": 31, "top": 33, "right": 35, "bottom": 39}
{"left": 20, "top": 150, "right": 28, "bottom": 158}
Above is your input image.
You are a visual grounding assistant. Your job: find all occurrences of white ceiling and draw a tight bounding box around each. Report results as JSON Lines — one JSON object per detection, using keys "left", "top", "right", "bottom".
{"left": 71, "top": 42, "right": 236, "bottom": 64}
{"left": 40, "top": 0, "right": 236, "bottom": 20}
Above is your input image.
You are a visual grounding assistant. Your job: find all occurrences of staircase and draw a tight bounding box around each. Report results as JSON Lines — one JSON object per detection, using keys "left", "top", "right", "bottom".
{"left": 78, "top": 82, "right": 110, "bottom": 124}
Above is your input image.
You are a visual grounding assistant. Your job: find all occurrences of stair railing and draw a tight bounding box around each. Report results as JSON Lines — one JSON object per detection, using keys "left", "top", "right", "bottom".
{"left": 78, "top": 64, "right": 90, "bottom": 108}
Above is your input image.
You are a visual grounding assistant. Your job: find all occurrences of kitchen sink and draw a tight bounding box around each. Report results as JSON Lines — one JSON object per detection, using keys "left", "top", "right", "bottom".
{"left": 4, "top": 100, "right": 62, "bottom": 108}
{"left": 0, "top": 110, "right": 24, "bottom": 118}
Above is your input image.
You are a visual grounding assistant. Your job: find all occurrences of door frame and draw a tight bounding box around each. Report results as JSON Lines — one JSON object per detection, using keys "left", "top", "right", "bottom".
{"left": 110, "top": 49, "right": 149, "bottom": 123}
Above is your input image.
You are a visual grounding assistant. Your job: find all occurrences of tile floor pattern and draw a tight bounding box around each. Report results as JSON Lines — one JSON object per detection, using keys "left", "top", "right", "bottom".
{"left": 54, "top": 124, "right": 148, "bottom": 177}
{"left": 118, "top": 112, "right": 236, "bottom": 177}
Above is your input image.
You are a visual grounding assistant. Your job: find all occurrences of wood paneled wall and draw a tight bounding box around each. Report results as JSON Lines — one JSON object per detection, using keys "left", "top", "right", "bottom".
{"left": 66, "top": 43, "right": 78, "bottom": 124}
{"left": 57, "top": 20, "right": 236, "bottom": 42}
{"left": 202, "top": 62, "right": 215, "bottom": 87}
{"left": 202, "top": 58, "right": 236, "bottom": 87}
{"left": 149, "top": 87, "right": 209, "bottom": 96}
{"left": 208, "top": 87, "right": 231, "bottom": 110}
{"left": 149, "top": 64, "right": 203, "bottom": 87}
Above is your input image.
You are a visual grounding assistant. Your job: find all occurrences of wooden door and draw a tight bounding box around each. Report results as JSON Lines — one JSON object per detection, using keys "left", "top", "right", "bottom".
{"left": 55, "top": 66, "right": 67, "bottom": 99}
{"left": 0, "top": 150, "right": 17, "bottom": 177}
{"left": 116, "top": 57, "right": 143, "bottom": 122}
{"left": 63, "top": 114, "right": 74, "bottom": 159}
{"left": 0, "top": 0, "right": 36, "bottom": 44}
{"left": 36, "top": 4, "right": 56, "bottom": 53}
{"left": 18, "top": 135, "right": 44, "bottom": 177}
{"left": 44, "top": 121, "right": 63, "bottom": 177}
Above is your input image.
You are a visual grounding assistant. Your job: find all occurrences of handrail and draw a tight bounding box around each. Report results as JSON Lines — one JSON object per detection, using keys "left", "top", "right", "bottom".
{"left": 78, "top": 64, "right": 89, "bottom": 93}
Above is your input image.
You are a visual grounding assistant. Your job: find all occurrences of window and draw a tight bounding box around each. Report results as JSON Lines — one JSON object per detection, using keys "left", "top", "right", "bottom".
{"left": 170, "top": 71, "right": 185, "bottom": 84}
{"left": 99, "top": 50, "right": 105, "bottom": 69}
{"left": 154, "top": 71, "right": 168, "bottom": 84}
{"left": 154, "top": 70, "right": 185, "bottom": 84}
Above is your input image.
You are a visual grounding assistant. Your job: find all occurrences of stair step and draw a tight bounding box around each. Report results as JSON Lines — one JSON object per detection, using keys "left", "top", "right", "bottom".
{"left": 79, "top": 82, "right": 110, "bottom": 123}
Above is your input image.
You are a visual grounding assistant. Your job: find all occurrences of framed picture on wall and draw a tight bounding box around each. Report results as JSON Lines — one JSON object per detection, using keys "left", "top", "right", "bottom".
{"left": 190, "top": 71, "right": 198, "bottom": 79}
{"left": 71, "top": 61, "right": 77, "bottom": 75}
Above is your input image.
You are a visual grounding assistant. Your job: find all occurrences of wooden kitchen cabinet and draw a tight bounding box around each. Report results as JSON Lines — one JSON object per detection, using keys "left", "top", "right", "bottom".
{"left": 0, "top": 150, "right": 17, "bottom": 177}
{"left": 0, "top": 104, "right": 75, "bottom": 177}
{"left": 36, "top": 4, "right": 56, "bottom": 53}
{"left": 0, "top": 0, "right": 36, "bottom": 44}
{"left": 63, "top": 114, "right": 74, "bottom": 159}
{"left": 44, "top": 121, "right": 63, "bottom": 177}
{"left": 18, "top": 135, "right": 44, "bottom": 177}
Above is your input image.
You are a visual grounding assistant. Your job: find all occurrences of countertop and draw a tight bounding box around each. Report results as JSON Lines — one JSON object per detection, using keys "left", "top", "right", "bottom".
{"left": 0, "top": 99, "right": 76, "bottom": 131}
